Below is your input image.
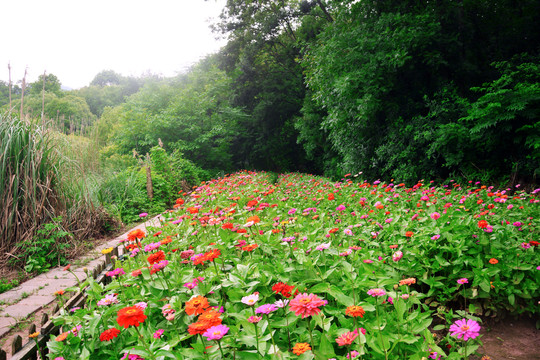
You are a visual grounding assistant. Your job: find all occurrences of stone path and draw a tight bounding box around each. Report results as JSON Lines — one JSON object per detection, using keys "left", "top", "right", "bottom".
{"left": 0, "top": 216, "right": 161, "bottom": 341}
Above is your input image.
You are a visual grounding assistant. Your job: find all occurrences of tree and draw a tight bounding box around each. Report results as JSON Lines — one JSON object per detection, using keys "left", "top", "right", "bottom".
{"left": 90, "top": 70, "right": 122, "bottom": 87}
{"left": 28, "top": 73, "right": 62, "bottom": 96}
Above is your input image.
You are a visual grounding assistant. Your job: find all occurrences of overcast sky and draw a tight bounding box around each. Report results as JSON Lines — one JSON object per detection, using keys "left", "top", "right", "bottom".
{"left": 1, "top": 0, "right": 227, "bottom": 89}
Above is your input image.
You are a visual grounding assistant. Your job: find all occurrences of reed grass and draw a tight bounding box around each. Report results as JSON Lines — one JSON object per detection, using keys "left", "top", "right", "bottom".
{"left": 0, "top": 112, "right": 113, "bottom": 267}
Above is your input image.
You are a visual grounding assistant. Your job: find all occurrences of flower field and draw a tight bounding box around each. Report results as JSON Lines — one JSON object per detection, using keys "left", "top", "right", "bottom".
{"left": 48, "top": 171, "right": 539, "bottom": 360}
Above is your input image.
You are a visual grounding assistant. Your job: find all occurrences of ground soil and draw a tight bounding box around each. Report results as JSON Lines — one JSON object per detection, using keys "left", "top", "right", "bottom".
{"left": 473, "top": 316, "right": 540, "bottom": 360}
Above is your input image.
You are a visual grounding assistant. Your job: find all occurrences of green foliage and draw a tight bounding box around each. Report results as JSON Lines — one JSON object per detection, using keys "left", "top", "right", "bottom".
{"left": 0, "top": 278, "right": 20, "bottom": 294}
{"left": 12, "top": 217, "right": 72, "bottom": 274}
{"left": 28, "top": 73, "right": 63, "bottom": 96}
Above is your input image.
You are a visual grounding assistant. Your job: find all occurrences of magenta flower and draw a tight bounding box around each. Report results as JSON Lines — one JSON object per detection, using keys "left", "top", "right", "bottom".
{"left": 336, "top": 204, "right": 346, "bottom": 212}
{"left": 367, "top": 288, "right": 386, "bottom": 297}
{"left": 139, "top": 213, "right": 148, "bottom": 218}
{"left": 153, "top": 329, "right": 164, "bottom": 339}
{"left": 255, "top": 304, "right": 278, "bottom": 314}
{"left": 203, "top": 324, "right": 229, "bottom": 341}
{"left": 521, "top": 242, "right": 531, "bottom": 249}
{"left": 457, "top": 278, "right": 468, "bottom": 285}
{"left": 430, "top": 212, "right": 441, "bottom": 220}
{"left": 449, "top": 318, "right": 481, "bottom": 341}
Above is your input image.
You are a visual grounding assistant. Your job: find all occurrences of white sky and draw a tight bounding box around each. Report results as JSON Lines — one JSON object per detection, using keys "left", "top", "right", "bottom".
{"left": 1, "top": 0, "right": 227, "bottom": 89}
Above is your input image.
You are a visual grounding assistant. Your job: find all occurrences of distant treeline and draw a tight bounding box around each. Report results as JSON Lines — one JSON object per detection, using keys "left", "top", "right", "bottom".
{"left": 2, "top": 0, "right": 539, "bottom": 185}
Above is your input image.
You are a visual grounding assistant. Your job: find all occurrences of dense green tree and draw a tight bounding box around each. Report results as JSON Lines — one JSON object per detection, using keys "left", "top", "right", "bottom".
{"left": 213, "top": 0, "right": 332, "bottom": 172}
{"left": 111, "top": 59, "right": 246, "bottom": 172}
{"left": 27, "top": 73, "right": 63, "bottom": 97}
{"left": 301, "top": 0, "right": 540, "bottom": 183}
{"left": 90, "top": 70, "right": 122, "bottom": 87}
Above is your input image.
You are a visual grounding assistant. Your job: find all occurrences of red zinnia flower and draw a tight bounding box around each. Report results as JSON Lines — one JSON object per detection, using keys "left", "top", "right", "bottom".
{"left": 478, "top": 220, "right": 488, "bottom": 229}
{"left": 99, "top": 328, "right": 120, "bottom": 341}
{"left": 147, "top": 250, "right": 165, "bottom": 265}
{"left": 117, "top": 306, "right": 147, "bottom": 328}
{"left": 405, "top": 231, "right": 414, "bottom": 237}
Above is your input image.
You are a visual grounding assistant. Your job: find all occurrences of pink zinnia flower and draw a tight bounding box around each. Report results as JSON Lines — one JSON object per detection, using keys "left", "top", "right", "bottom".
{"left": 248, "top": 315, "right": 262, "bottom": 323}
{"left": 153, "top": 329, "right": 164, "bottom": 339}
{"left": 449, "top": 318, "right": 481, "bottom": 341}
{"left": 457, "top": 278, "right": 468, "bottom": 285}
{"left": 392, "top": 251, "right": 403, "bottom": 262}
{"left": 430, "top": 212, "right": 441, "bottom": 220}
{"left": 521, "top": 242, "right": 531, "bottom": 249}
{"left": 336, "top": 331, "right": 358, "bottom": 346}
{"left": 203, "top": 324, "right": 229, "bottom": 341}
{"left": 241, "top": 293, "right": 259, "bottom": 306}
{"left": 289, "top": 293, "right": 327, "bottom": 318}
{"left": 346, "top": 351, "right": 360, "bottom": 359}
{"left": 367, "top": 288, "right": 386, "bottom": 297}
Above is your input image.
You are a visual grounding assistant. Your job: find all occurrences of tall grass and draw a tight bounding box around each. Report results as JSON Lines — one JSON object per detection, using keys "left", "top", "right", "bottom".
{"left": 0, "top": 112, "right": 112, "bottom": 266}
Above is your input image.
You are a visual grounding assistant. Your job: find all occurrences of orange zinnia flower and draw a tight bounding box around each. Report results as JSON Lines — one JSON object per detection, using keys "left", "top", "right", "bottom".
{"left": 246, "top": 215, "right": 260, "bottom": 224}
{"left": 399, "top": 278, "right": 416, "bottom": 286}
{"left": 405, "top": 231, "right": 414, "bottom": 237}
{"left": 55, "top": 332, "right": 69, "bottom": 342}
{"left": 187, "top": 207, "right": 199, "bottom": 214}
{"left": 489, "top": 258, "right": 498, "bottom": 264}
{"left": 345, "top": 305, "right": 365, "bottom": 318}
{"left": 197, "top": 310, "right": 222, "bottom": 327}
{"left": 292, "top": 342, "right": 311, "bottom": 355}
{"left": 127, "top": 229, "right": 146, "bottom": 241}
{"left": 116, "top": 306, "right": 147, "bottom": 328}
{"left": 242, "top": 244, "right": 258, "bottom": 252}
{"left": 185, "top": 296, "right": 210, "bottom": 316}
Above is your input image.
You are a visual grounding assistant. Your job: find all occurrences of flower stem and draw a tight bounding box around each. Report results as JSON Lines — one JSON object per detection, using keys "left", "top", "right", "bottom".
{"left": 375, "top": 299, "right": 388, "bottom": 360}
{"left": 134, "top": 326, "right": 157, "bottom": 360}
{"left": 218, "top": 340, "right": 225, "bottom": 358}
{"left": 307, "top": 317, "right": 316, "bottom": 357}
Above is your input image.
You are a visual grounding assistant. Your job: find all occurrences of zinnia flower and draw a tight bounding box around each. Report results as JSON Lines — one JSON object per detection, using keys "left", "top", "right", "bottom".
{"left": 457, "top": 278, "right": 468, "bottom": 285}
{"left": 289, "top": 293, "right": 327, "bottom": 318}
{"left": 367, "top": 288, "right": 386, "bottom": 297}
{"left": 255, "top": 304, "right": 278, "bottom": 314}
{"left": 241, "top": 293, "right": 259, "bottom": 306}
{"left": 292, "top": 343, "right": 311, "bottom": 355}
{"left": 248, "top": 315, "right": 262, "bottom": 323}
{"left": 478, "top": 220, "right": 488, "bottom": 229}
{"left": 489, "top": 258, "right": 498, "bottom": 264}
{"left": 336, "top": 331, "right": 358, "bottom": 346}
{"left": 449, "top": 318, "right": 481, "bottom": 341}
{"left": 203, "top": 324, "right": 229, "bottom": 341}
{"left": 99, "top": 328, "right": 120, "bottom": 341}
{"left": 345, "top": 305, "right": 365, "bottom": 318}
{"left": 185, "top": 296, "right": 210, "bottom": 316}
{"left": 116, "top": 306, "right": 147, "bottom": 328}
{"left": 392, "top": 250, "right": 403, "bottom": 262}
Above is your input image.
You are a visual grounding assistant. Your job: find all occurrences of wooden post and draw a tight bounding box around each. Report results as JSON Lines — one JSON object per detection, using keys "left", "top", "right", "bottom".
{"left": 146, "top": 153, "right": 153, "bottom": 199}
{"left": 11, "top": 335, "right": 22, "bottom": 355}
{"left": 19, "top": 67, "right": 27, "bottom": 120}
{"left": 7, "top": 62, "right": 12, "bottom": 110}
